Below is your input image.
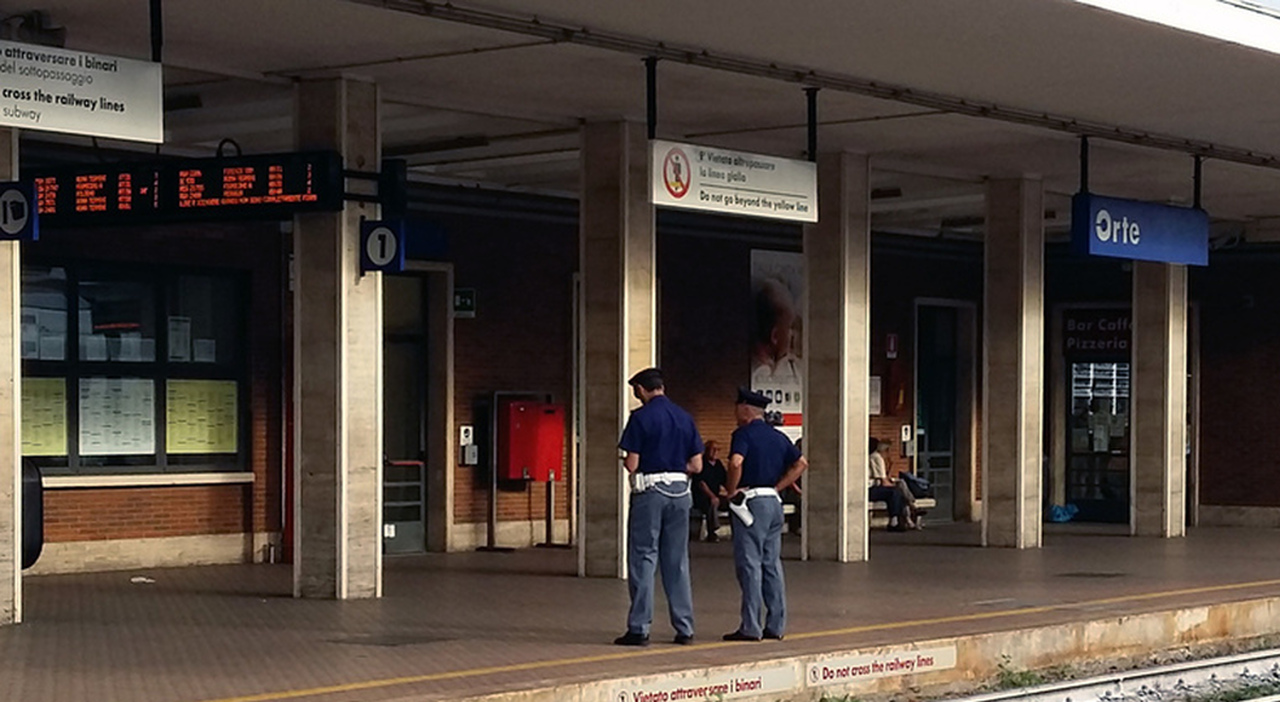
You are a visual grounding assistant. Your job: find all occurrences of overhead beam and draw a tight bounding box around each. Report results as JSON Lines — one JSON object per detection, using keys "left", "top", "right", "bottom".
{"left": 347, "top": 0, "right": 1280, "bottom": 171}
{"left": 685, "top": 110, "right": 946, "bottom": 139}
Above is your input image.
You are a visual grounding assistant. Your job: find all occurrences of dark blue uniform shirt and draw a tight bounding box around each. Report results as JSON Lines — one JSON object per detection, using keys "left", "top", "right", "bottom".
{"left": 618, "top": 395, "right": 704, "bottom": 474}
{"left": 730, "top": 419, "right": 802, "bottom": 487}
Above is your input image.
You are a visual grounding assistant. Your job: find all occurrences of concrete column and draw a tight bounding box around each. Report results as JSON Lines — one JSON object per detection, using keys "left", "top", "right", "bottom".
{"left": 579, "top": 122, "right": 655, "bottom": 578}
{"left": 982, "top": 178, "right": 1044, "bottom": 549}
{"left": 1048, "top": 306, "right": 1068, "bottom": 508}
{"left": 804, "top": 152, "right": 870, "bottom": 562}
{"left": 292, "top": 77, "right": 383, "bottom": 598}
{"left": 1131, "top": 261, "right": 1187, "bottom": 537}
{"left": 954, "top": 306, "right": 981, "bottom": 522}
{"left": 0, "top": 128, "right": 19, "bottom": 624}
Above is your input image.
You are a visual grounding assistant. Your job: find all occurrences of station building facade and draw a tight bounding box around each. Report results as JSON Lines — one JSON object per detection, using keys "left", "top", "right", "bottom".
{"left": 19, "top": 161, "right": 1280, "bottom": 575}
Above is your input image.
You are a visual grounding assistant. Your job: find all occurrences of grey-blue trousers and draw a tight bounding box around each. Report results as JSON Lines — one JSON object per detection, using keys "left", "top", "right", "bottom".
{"left": 731, "top": 495, "right": 786, "bottom": 638}
{"left": 627, "top": 485, "right": 695, "bottom": 637}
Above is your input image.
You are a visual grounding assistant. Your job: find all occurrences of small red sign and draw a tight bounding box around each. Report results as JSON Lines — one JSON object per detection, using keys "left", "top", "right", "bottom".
{"left": 662, "top": 148, "right": 691, "bottom": 199}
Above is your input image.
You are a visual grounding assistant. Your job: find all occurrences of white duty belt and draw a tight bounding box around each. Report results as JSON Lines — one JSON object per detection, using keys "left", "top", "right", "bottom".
{"left": 631, "top": 471, "right": 690, "bottom": 495}
{"left": 728, "top": 487, "right": 781, "bottom": 527}
{"left": 740, "top": 487, "right": 780, "bottom": 501}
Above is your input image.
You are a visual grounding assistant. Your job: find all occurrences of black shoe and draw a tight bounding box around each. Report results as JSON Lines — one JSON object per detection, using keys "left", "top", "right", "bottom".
{"left": 705, "top": 533, "right": 720, "bottom": 543}
{"left": 762, "top": 629, "right": 784, "bottom": 640}
{"left": 722, "top": 630, "right": 762, "bottom": 642}
{"left": 613, "top": 632, "right": 650, "bottom": 646}
{"left": 674, "top": 633, "right": 695, "bottom": 645}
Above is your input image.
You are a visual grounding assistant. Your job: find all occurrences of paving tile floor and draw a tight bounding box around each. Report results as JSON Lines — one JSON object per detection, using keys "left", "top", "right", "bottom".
{"left": 2, "top": 524, "right": 1279, "bottom": 702}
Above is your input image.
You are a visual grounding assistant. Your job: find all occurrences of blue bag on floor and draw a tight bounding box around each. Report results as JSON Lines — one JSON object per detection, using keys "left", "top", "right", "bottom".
{"left": 1048, "top": 503, "right": 1079, "bottom": 523}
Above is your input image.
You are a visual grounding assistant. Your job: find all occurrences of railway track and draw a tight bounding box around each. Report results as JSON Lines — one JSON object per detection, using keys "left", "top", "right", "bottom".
{"left": 950, "top": 648, "right": 1280, "bottom": 702}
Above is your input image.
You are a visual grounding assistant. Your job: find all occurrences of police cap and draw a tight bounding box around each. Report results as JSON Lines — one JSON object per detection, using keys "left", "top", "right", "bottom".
{"left": 736, "top": 386, "right": 771, "bottom": 408}
{"left": 628, "top": 367, "right": 665, "bottom": 391}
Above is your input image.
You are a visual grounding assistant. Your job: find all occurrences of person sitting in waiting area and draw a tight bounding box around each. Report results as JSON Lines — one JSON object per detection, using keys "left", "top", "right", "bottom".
{"left": 869, "top": 437, "right": 916, "bottom": 531}
{"left": 693, "top": 440, "right": 728, "bottom": 541}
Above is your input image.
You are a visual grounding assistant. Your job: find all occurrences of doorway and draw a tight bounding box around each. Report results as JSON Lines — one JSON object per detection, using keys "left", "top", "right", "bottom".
{"left": 1066, "top": 361, "right": 1131, "bottom": 523}
{"left": 916, "top": 306, "right": 957, "bottom": 521}
{"left": 383, "top": 274, "right": 428, "bottom": 554}
{"left": 914, "top": 301, "right": 978, "bottom": 524}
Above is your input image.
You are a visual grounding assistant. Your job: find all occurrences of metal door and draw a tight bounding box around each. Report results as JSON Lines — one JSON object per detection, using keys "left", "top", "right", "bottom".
{"left": 382, "top": 275, "right": 428, "bottom": 553}
{"left": 916, "top": 306, "right": 957, "bottom": 521}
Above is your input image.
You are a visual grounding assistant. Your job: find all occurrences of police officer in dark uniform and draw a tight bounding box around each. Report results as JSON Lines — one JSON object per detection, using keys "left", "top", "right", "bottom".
{"left": 723, "top": 387, "right": 808, "bottom": 642}
{"left": 614, "top": 368, "right": 704, "bottom": 647}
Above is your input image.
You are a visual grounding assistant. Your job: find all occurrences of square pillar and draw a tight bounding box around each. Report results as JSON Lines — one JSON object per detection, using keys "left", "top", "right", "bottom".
{"left": 1131, "top": 261, "right": 1187, "bottom": 537}
{"left": 292, "top": 77, "right": 383, "bottom": 599}
{"left": 0, "top": 128, "right": 18, "bottom": 624}
{"left": 804, "top": 152, "right": 870, "bottom": 562}
{"left": 954, "top": 306, "right": 981, "bottom": 522}
{"left": 983, "top": 178, "right": 1044, "bottom": 549}
{"left": 579, "top": 122, "right": 655, "bottom": 578}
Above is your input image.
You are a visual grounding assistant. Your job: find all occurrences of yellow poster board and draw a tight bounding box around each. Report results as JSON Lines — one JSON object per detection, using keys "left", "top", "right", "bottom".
{"left": 22, "top": 377, "right": 67, "bottom": 456}
{"left": 166, "top": 380, "right": 238, "bottom": 454}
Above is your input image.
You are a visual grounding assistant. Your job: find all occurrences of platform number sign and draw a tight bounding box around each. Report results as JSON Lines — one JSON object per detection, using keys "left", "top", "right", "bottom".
{"left": 359, "top": 219, "right": 405, "bottom": 274}
{"left": 0, "top": 182, "right": 37, "bottom": 241}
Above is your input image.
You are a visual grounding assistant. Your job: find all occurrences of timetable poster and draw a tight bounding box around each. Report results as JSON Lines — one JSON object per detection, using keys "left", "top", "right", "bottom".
{"left": 79, "top": 378, "right": 156, "bottom": 455}
{"left": 166, "top": 380, "right": 238, "bottom": 454}
{"left": 22, "top": 378, "right": 67, "bottom": 456}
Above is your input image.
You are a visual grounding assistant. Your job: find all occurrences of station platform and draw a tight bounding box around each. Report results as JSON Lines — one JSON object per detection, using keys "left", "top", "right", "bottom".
{"left": 3, "top": 524, "right": 1280, "bottom": 702}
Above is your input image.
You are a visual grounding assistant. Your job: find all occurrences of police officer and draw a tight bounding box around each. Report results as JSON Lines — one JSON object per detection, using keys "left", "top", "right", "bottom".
{"left": 614, "top": 368, "right": 704, "bottom": 647}
{"left": 723, "top": 387, "right": 808, "bottom": 642}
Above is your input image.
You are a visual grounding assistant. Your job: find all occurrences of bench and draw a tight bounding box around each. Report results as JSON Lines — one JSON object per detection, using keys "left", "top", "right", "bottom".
{"left": 869, "top": 497, "right": 937, "bottom": 528}
{"left": 692, "top": 498, "right": 937, "bottom": 538}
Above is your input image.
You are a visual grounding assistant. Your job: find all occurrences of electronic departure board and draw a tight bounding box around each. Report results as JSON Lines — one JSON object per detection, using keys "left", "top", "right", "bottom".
{"left": 32, "top": 151, "right": 345, "bottom": 227}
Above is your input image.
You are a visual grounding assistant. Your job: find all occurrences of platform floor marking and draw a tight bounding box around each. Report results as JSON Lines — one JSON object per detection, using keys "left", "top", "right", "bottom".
{"left": 198, "top": 577, "right": 1280, "bottom": 702}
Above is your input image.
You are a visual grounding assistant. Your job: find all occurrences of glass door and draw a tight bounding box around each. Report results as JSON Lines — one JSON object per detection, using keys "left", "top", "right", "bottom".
{"left": 1067, "top": 362, "right": 1130, "bottom": 523}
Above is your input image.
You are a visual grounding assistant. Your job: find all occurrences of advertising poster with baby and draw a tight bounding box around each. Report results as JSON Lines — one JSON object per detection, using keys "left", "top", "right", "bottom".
{"left": 749, "top": 249, "right": 804, "bottom": 441}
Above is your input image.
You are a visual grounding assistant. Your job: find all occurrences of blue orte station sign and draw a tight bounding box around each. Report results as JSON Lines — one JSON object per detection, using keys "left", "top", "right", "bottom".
{"left": 1071, "top": 193, "right": 1208, "bottom": 266}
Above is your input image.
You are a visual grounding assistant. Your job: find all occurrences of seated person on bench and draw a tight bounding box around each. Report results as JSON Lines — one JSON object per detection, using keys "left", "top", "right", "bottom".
{"left": 869, "top": 437, "right": 917, "bottom": 531}
{"left": 693, "top": 440, "right": 728, "bottom": 542}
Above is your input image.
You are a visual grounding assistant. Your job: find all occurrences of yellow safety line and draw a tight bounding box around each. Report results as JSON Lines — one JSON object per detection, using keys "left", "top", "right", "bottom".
{"left": 197, "top": 577, "right": 1280, "bottom": 702}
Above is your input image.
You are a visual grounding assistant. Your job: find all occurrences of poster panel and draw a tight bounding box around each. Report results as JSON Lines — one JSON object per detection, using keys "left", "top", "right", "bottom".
{"left": 750, "top": 249, "right": 805, "bottom": 441}
{"left": 79, "top": 377, "right": 155, "bottom": 455}
{"left": 167, "top": 379, "right": 238, "bottom": 454}
{"left": 22, "top": 377, "right": 66, "bottom": 456}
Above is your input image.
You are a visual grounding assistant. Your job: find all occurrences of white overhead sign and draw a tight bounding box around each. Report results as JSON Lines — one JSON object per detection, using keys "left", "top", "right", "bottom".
{"left": 0, "top": 40, "right": 162, "bottom": 143}
{"left": 651, "top": 139, "right": 817, "bottom": 223}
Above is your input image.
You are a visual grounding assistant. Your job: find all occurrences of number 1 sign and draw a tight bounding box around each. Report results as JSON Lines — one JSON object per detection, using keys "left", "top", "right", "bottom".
{"left": 359, "top": 219, "right": 406, "bottom": 274}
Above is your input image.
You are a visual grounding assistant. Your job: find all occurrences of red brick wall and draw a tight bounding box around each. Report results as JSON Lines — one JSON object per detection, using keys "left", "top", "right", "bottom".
{"left": 27, "top": 222, "right": 284, "bottom": 543}
{"left": 437, "top": 206, "right": 992, "bottom": 529}
{"left": 659, "top": 232, "right": 754, "bottom": 450}
{"left": 1193, "top": 256, "right": 1280, "bottom": 507}
{"left": 45, "top": 485, "right": 250, "bottom": 542}
{"left": 445, "top": 215, "right": 576, "bottom": 524}
{"left": 872, "top": 247, "right": 979, "bottom": 476}
{"left": 1042, "top": 251, "right": 1280, "bottom": 511}
{"left": 659, "top": 234, "right": 983, "bottom": 479}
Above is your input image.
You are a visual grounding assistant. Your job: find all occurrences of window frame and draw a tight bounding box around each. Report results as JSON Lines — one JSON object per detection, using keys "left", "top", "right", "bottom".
{"left": 22, "top": 257, "right": 251, "bottom": 476}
